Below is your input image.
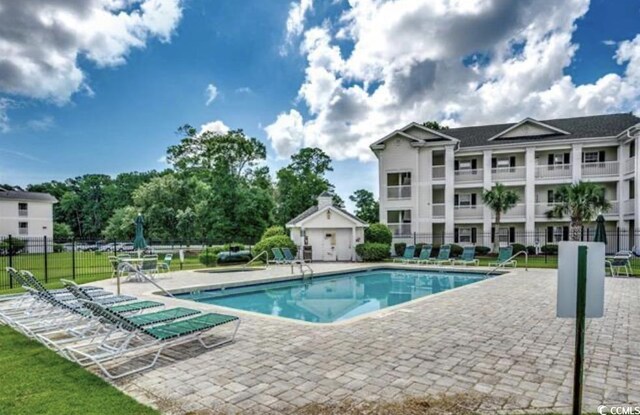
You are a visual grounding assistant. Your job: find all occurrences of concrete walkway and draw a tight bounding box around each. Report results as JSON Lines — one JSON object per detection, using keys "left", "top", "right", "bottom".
{"left": 89, "top": 264, "right": 640, "bottom": 414}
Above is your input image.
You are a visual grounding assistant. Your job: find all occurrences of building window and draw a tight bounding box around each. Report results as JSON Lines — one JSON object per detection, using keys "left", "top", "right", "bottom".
{"left": 582, "top": 151, "right": 605, "bottom": 164}
{"left": 630, "top": 141, "right": 636, "bottom": 159}
{"left": 18, "top": 202, "right": 28, "bottom": 217}
{"left": 630, "top": 179, "right": 635, "bottom": 200}
{"left": 454, "top": 159, "right": 478, "bottom": 172}
{"left": 547, "top": 190, "right": 555, "bottom": 204}
{"left": 548, "top": 153, "right": 570, "bottom": 166}
{"left": 387, "top": 172, "right": 411, "bottom": 199}
{"left": 491, "top": 156, "right": 516, "bottom": 171}
{"left": 18, "top": 222, "right": 28, "bottom": 236}
{"left": 491, "top": 227, "right": 515, "bottom": 244}
{"left": 454, "top": 193, "right": 477, "bottom": 207}
{"left": 547, "top": 226, "right": 569, "bottom": 243}
{"left": 454, "top": 227, "right": 477, "bottom": 244}
{"left": 387, "top": 210, "right": 411, "bottom": 236}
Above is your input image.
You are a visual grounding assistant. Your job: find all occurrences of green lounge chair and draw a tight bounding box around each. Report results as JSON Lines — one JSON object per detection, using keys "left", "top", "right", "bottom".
{"left": 60, "top": 279, "right": 136, "bottom": 305}
{"left": 606, "top": 255, "right": 631, "bottom": 277}
{"left": 452, "top": 246, "right": 479, "bottom": 266}
{"left": 411, "top": 245, "right": 432, "bottom": 264}
{"left": 64, "top": 300, "right": 240, "bottom": 379}
{"left": 393, "top": 246, "right": 415, "bottom": 263}
{"left": 282, "top": 247, "right": 304, "bottom": 263}
{"left": 158, "top": 254, "right": 173, "bottom": 272}
{"left": 489, "top": 246, "right": 516, "bottom": 267}
{"left": 271, "top": 247, "right": 288, "bottom": 264}
{"left": 428, "top": 245, "right": 452, "bottom": 265}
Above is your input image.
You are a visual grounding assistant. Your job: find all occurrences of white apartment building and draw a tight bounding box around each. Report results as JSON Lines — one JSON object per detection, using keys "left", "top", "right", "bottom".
{"left": 371, "top": 113, "right": 640, "bottom": 249}
{"left": 0, "top": 188, "right": 57, "bottom": 240}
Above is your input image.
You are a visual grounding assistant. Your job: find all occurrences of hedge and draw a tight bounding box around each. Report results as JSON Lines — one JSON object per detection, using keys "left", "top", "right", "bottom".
{"left": 198, "top": 248, "right": 218, "bottom": 266}
{"left": 541, "top": 244, "right": 558, "bottom": 255}
{"left": 474, "top": 246, "right": 491, "bottom": 256}
{"left": 355, "top": 243, "right": 391, "bottom": 261}
{"left": 364, "top": 223, "right": 392, "bottom": 245}
{"left": 394, "top": 242, "right": 406, "bottom": 257}
{"left": 511, "top": 243, "right": 526, "bottom": 254}
{"left": 261, "top": 225, "right": 286, "bottom": 240}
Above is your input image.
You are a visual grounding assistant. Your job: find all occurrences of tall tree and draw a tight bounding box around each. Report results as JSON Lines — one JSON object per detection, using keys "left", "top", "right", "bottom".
{"left": 482, "top": 183, "right": 520, "bottom": 252}
{"left": 275, "top": 147, "right": 338, "bottom": 224}
{"left": 422, "top": 120, "right": 448, "bottom": 130}
{"left": 546, "top": 181, "right": 610, "bottom": 241}
{"left": 349, "top": 189, "right": 379, "bottom": 223}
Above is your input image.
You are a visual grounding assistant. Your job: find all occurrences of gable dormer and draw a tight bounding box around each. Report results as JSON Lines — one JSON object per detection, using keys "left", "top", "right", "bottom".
{"left": 370, "top": 122, "right": 458, "bottom": 150}
{"left": 487, "top": 118, "right": 570, "bottom": 141}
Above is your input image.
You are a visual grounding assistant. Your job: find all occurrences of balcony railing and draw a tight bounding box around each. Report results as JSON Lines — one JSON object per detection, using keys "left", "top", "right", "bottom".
{"left": 454, "top": 205, "right": 482, "bottom": 219}
{"left": 455, "top": 168, "right": 483, "bottom": 184}
{"left": 535, "top": 164, "right": 571, "bottom": 179}
{"left": 501, "top": 203, "right": 526, "bottom": 219}
{"left": 606, "top": 201, "right": 619, "bottom": 216}
{"left": 387, "top": 185, "right": 411, "bottom": 199}
{"left": 432, "top": 165, "right": 445, "bottom": 180}
{"left": 432, "top": 203, "right": 445, "bottom": 218}
{"left": 625, "top": 157, "right": 635, "bottom": 174}
{"left": 624, "top": 199, "right": 635, "bottom": 215}
{"left": 388, "top": 223, "right": 412, "bottom": 236}
{"left": 18, "top": 209, "right": 28, "bottom": 217}
{"left": 491, "top": 166, "right": 525, "bottom": 182}
{"left": 582, "top": 161, "right": 619, "bottom": 178}
{"left": 535, "top": 203, "right": 558, "bottom": 218}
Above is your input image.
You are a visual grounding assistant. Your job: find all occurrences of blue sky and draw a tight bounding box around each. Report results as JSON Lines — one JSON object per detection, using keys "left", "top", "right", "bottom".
{"left": 1, "top": 0, "right": 639, "bottom": 210}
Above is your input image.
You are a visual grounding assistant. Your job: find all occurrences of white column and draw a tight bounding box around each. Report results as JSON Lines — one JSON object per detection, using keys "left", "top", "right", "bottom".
{"left": 414, "top": 148, "right": 421, "bottom": 234}
{"left": 444, "top": 145, "right": 455, "bottom": 242}
{"left": 635, "top": 137, "right": 640, "bottom": 232}
{"left": 525, "top": 147, "right": 536, "bottom": 243}
{"left": 572, "top": 143, "right": 582, "bottom": 182}
{"left": 482, "top": 149, "right": 492, "bottom": 247}
{"left": 617, "top": 144, "right": 626, "bottom": 230}
{"left": 351, "top": 226, "right": 356, "bottom": 261}
{"left": 377, "top": 151, "right": 385, "bottom": 226}
{"left": 422, "top": 148, "right": 433, "bottom": 236}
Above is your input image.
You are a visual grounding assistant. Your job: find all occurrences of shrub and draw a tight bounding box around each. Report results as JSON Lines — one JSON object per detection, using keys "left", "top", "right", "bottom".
{"left": 394, "top": 242, "right": 407, "bottom": 257}
{"left": 364, "top": 223, "right": 392, "bottom": 245}
{"left": 253, "top": 235, "right": 297, "bottom": 261}
{"left": 0, "top": 238, "right": 26, "bottom": 255}
{"left": 217, "top": 251, "right": 252, "bottom": 264}
{"left": 414, "top": 243, "right": 427, "bottom": 256}
{"left": 53, "top": 243, "right": 65, "bottom": 253}
{"left": 526, "top": 245, "right": 537, "bottom": 255}
{"left": 474, "top": 246, "right": 491, "bottom": 256}
{"left": 450, "top": 244, "right": 463, "bottom": 257}
{"left": 198, "top": 248, "right": 218, "bottom": 267}
{"left": 355, "top": 243, "right": 390, "bottom": 261}
{"left": 511, "top": 243, "right": 526, "bottom": 254}
{"left": 541, "top": 244, "right": 558, "bottom": 255}
{"left": 261, "top": 225, "right": 286, "bottom": 240}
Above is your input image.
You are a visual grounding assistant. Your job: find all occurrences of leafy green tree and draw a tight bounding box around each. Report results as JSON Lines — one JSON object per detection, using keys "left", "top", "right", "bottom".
{"left": 176, "top": 207, "right": 198, "bottom": 245}
{"left": 102, "top": 206, "right": 138, "bottom": 241}
{"left": 349, "top": 189, "right": 379, "bottom": 223}
{"left": 422, "top": 120, "right": 448, "bottom": 130}
{"left": 53, "top": 222, "right": 74, "bottom": 241}
{"left": 275, "top": 148, "right": 338, "bottom": 224}
{"left": 546, "top": 181, "right": 610, "bottom": 241}
{"left": 482, "top": 183, "right": 520, "bottom": 252}
{"left": 58, "top": 191, "right": 85, "bottom": 237}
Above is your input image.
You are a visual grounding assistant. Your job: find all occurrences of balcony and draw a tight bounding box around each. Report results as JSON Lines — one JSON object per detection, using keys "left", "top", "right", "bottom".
{"left": 432, "top": 203, "right": 445, "bottom": 218}
{"left": 432, "top": 165, "right": 445, "bottom": 180}
{"left": 624, "top": 199, "right": 635, "bottom": 215}
{"left": 501, "top": 203, "right": 526, "bottom": 220}
{"left": 491, "top": 166, "right": 525, "bottom": 182}
{"left": 535, "top": 203, "right": 558, "bottom": 219}
{"left": 582, "top": 161, "right": 619, "bottom": 178}
{"left": 606, "top": 201, "right": 619, "bottom": 216}
{"left": 454, "top": 205, "right": 482, "bottom": 219}
{"left": 535, "top": 164, "right": 571, "bottom": 180}
{"left": 387, "top": 185, "right": 411, "bottom": 199}
{"left": 388, "top": 223, "right": 411, "bottom": 236}
{"left": 624, "top": 157, "right": 635, "bottom": 175}
{"left": 455, "top": 168, "right": 483, "bottom": 184}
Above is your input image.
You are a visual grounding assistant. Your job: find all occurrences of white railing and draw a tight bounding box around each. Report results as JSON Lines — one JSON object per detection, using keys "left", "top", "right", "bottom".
{"left": 500, "top": 203, "right": 526, "bottom": 219}
{"left": 535, "top": 164, "right": 571, "bottom": 179}
{"left": 388, "top": 223, "right": 411, "bottom": 236}
{"left": 535, "top": 203, "right": 559, "bottom": 218}
{"left": 432, "top": 165, "right": 445, "bottom": 180}
{"left": 582, "top": 161, "right": 619, "bottom": 178}
{"left": 606, "top": 201, "right": 619, "bottom": 216}
{"left": 432, "top": 203, "right": 445, "bottom": 218}
{"left": 491, "top": 166, "right": 525, "bottom": 182}
{"left": 454, "top": 205, "right": 482, "bottom": 219}
{"left": 624, "top": 157, "right": 635, "bottom": 174}
{"left": 455, "top": 168, "right": 483, "bottom": 183}
{"left": 387, "top": 185, "right": 411, "bottom": 199}
{"left": 624, "top": 199, "right": 635, "bottom": 215}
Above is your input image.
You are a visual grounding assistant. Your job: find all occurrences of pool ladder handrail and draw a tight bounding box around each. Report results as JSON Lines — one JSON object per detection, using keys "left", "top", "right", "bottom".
{"left": 291, "top": 261, "right": 314, "bottom": 280}
{"left": 129, "top": 265, "right": 175, "bottom": 298}
{"left": 485, "top": 250, "right": 528, "bottom": 277}
{"left": 244, "top": 250, "right": 269, "bottom": 270}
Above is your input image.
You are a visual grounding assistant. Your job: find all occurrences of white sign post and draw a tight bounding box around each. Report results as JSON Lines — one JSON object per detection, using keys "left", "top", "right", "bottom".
{"left": 556, "top": 241, "right": 605, "bottom": 415}
{"left": 179, "top": 249, "right": 185, "bottom": 270}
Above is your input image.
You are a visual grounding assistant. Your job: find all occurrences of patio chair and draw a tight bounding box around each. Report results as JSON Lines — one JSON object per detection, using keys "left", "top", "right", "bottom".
{"left": 271, "top": 247, "right": 288, "bottom": 264}
{"left": 282, "top": 247, "right": 304, "bottom": 263}
{"left": 158, "top": 254, "right": 173, "bottom": 272}
{"left": 63, "top": 300, "right": 240, "bottom": 379}
{"left": 60, "top": 279, "right": 137, "bottom": 305}
{"left": 489, "top": 246, "right": 516, "bottom": 267}
{"left": 393, "top": 246, "right": 415, "bottom": 263}
{"left": 452, "top": 246, "right": 479, "bottom": 266}
{"left": 410, "top": 245, "right": 432, "bottom": 264}
{"left": 606, "top": 255, "right": 632, "bottom": 277}
{"left": 428, "top": 245, "right": 452, "bottom": 265}
{"left": 19, "top": 270, "right": 110, "bottom": 302}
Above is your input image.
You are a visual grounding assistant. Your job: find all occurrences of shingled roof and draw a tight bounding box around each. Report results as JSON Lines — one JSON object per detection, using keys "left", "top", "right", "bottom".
{"left": 286, "top": 204, "right": 368, "bottom": 226}
{"left": 0, "top": 188, "right": 57, "bottom": 203}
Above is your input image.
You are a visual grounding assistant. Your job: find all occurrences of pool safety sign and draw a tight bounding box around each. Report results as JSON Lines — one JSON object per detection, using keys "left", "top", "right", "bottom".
{"left": 556, "top": 241, "right": 605, "bottom": 318}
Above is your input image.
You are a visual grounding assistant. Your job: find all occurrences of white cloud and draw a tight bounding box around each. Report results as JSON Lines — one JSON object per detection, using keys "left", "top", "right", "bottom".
{"left": 235, "top": 86, "right": 252, "bottom": 94}
{"left": 157, "top": 155, "right": 167, "bottom": 164}
{"left": 603, "top": 39, "right": 617, "bottom": 46}
{"left": 281, "top": 0, "right": 314, "bottom": 55}
{"left": 264, "top": 109, "right": 305, "bottom": 158}
{"left": 0, "top": 98, "right": 11, "bottom": 133}
{"left": 200, "top": 120, "right": 230, "bottom": 135}
{"left": 266, "top": 0, "right": 640, "bottom": 162}
{"left": 0, "top": 0, "right": 183, "bottom": 104}
{"left": 26, "top": 116, "right": 55, "bottom": 132}
{"left": 205, "top": 83, "right": 219, "bottom": 105}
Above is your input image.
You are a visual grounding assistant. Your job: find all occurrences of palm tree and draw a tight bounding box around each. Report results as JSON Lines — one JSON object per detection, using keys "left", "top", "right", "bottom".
{"left": 482, "top": 183, "right": 520, "bottom": 252}
{"left": 546, "top": 181, "right": 610, "bottom": 241}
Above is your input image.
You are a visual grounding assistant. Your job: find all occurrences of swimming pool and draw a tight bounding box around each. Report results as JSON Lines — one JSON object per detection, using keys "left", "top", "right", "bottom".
{"left": 175, "top": 267, "right": 491, "bottom": 323}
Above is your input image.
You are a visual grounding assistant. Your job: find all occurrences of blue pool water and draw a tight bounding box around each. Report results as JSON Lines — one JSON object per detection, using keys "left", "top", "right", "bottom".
{"left": 175, "top": 268, "right": 489, "bottom": 323}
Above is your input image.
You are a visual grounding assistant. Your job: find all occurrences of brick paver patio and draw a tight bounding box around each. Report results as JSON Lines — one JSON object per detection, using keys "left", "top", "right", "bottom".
{"left": 90, "top": 265, "right": 640, "bottom": 414}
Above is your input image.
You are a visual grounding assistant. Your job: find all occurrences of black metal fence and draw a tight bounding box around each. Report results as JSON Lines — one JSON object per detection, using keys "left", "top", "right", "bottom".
{"left": 0, "top": 235, "right": 257, "bottom": 292}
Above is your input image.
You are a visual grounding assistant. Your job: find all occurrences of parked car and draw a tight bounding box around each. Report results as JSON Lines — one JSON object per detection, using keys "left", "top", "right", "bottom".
{"left": 118, "top": 243, "right": 135, "bottom": 252}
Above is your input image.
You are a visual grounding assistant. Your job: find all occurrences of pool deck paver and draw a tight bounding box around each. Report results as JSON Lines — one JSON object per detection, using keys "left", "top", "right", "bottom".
{"left": 86, "top": 264, "right": 640, "bottom": 414}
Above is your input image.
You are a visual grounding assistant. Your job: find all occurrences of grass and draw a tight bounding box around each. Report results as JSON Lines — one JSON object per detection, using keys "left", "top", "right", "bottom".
{"left": 0, "top": 325, "right": 158, "bottom": 415}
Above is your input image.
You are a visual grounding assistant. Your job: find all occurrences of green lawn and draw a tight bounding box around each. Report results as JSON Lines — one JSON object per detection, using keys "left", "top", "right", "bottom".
{"left": 0, "top": 325, "right": 158, "bottom": 415}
